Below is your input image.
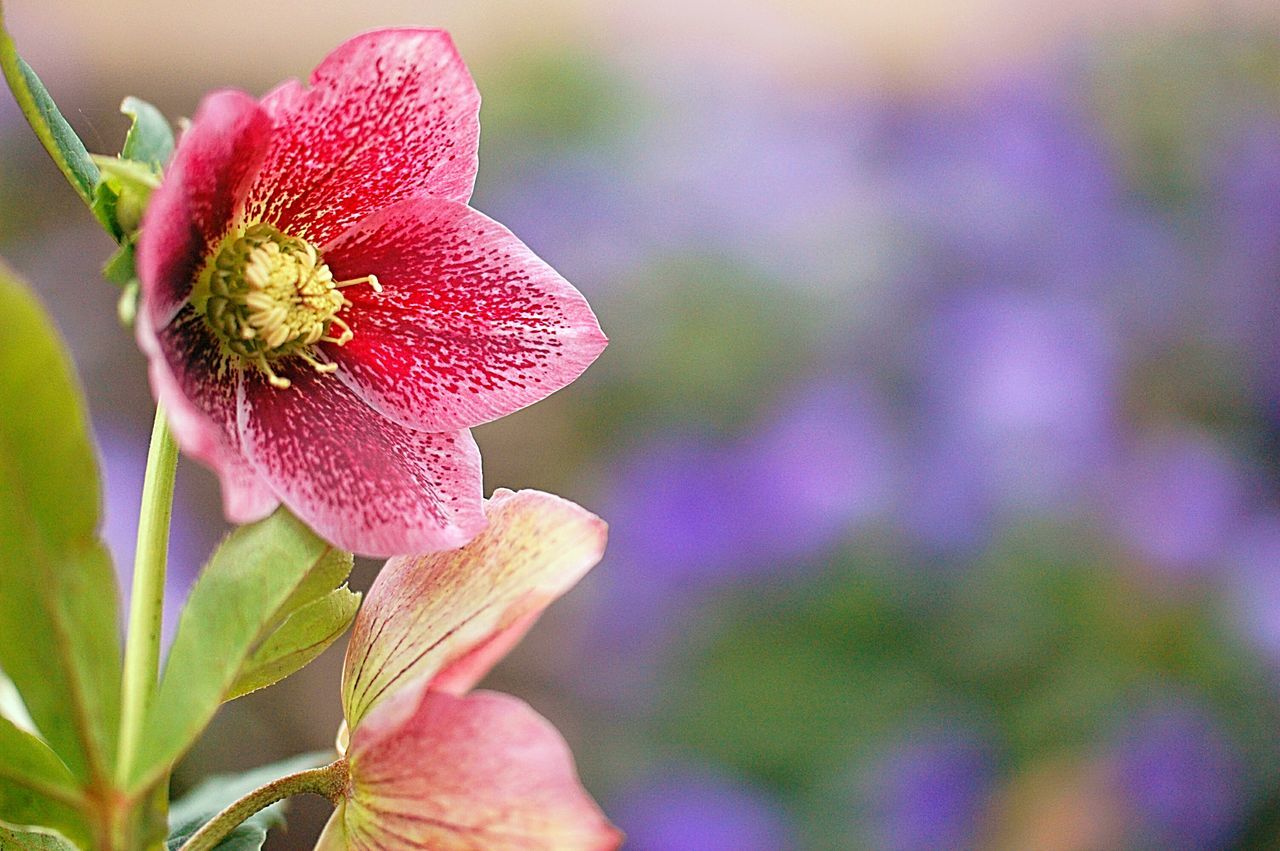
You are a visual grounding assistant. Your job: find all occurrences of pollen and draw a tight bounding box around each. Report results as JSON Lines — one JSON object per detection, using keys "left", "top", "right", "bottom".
{"left": 198, "top": 223, "right": 378, "bottom": 388}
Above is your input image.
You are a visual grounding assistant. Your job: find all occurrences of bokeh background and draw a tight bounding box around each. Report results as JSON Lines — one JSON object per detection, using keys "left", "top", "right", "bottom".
{"left": 5, "top": 1, "right": 1280, "bottom": 848}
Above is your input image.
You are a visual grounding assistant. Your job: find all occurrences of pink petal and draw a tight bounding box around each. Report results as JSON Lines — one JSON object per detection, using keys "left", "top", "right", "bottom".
{"left": 342, "top": 489, "right": 606, "bottom": 728}
{"left": 243, "top": 29, "right": 480, "bottom": 247}
{"left": 428, "top": 609, "right": 542, "bottom": 697}
{"left": 137, "top": 89, "right": 271, "bottom": 329}
{"left": 137, "top": 305, "right": 278, "bottom": 524}
{"left": 329, "top": 687, "right": 621, "bottom": 851}
{"left": 236, "top": 366, "right": 485, "bottom": 558}
{"left": 319, "top": 197, "right": 608, "bottom": 432}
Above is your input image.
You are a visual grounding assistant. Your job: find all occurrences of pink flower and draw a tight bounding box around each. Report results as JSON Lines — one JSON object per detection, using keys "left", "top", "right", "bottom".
{"left": 136, "top": 30, "right": 607, "bottom": 556}
{"left": 318, "top": 489, "right": 622, "bottom": 850}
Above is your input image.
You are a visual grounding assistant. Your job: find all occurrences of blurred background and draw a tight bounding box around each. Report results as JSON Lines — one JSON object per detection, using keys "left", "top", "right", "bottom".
{"left": 5, "top": 1, "right": 1280, "bottom": 848}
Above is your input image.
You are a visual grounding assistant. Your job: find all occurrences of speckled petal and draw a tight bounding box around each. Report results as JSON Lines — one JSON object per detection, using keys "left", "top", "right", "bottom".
{"left": 137, "top": 305, "right": 278, "bottom": 524}
{"left": 137, "top": 89, "right": 271, "bottom": 329}
{"left": 319, "top": 197, "right": 607, "bottom": 432}
{"left": 342, "top": 489, "right": 606, "bottom": 728}
{"left": 243, "top": 29, "right": 480, "bottom": 246}
{"left": 334, "top": 687, "right": 621, "bottom": 851}
{"left": 236, "top": 366, "right": 485, "bottom": 558}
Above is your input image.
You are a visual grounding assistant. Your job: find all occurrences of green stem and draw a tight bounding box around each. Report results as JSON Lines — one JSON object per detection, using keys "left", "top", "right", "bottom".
{"left": 118, "top": 407, "right": 178, "bottom": 784}
{"left": 179, "top": 760, "right": 349, "bottom": 851}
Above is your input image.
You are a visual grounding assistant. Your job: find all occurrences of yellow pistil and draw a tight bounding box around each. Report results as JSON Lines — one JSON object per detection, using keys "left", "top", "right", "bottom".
{"left": 197, "top": 222, "right": 378, "bottom": 388}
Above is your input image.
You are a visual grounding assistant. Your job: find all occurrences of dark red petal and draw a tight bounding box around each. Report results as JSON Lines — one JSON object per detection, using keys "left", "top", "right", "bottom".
{"left": 243, "top": 29, "right": 480, "bottom": 247}
{"left": 137, "top": 89, "right": 272, "bottom": 329}
{"left": 320, "top": 197, "right": 607, "bottom": 432}
{"left": 137, "top": 305, "right": 278, "bottom": 523}
{"left": 336, "top": 687, "right": 622, "bottom": 851}
{"left": 236, "top": 366, "right": 485, "bottom": 558}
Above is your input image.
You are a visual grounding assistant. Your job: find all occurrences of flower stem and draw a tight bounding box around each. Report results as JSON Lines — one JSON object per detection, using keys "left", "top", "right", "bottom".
{"left": 179, "top": 760, "right": 349, "bottom": 851}
{"left": 118, "top": 406, "right": 179, "bottom": 784}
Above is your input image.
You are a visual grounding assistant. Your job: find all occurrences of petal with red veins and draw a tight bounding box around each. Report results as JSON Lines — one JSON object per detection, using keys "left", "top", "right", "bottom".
{"left": 244, "top": 29, "right": 480, "bottom": 246}
{"left": 342, "top": 489, "right": 606, "bottom": 728}
{"left": 320, "top": 197, "right": 608, "bottom": 432}
{"left": 137, "top": 89, "right": 272, "bottom": 329}
{"left": 137, "top": 305, "right": 278, "bottom": 524}
{"left": 236, "top": 366, "right": 485, "bottom": 558}
{"left": 322, "top": 687, "right": 621, "bottom": 851}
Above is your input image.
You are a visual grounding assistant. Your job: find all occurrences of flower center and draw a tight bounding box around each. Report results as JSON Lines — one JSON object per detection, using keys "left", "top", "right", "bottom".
{"left": 199, "top": 222, "right": 379, "bottom": 388}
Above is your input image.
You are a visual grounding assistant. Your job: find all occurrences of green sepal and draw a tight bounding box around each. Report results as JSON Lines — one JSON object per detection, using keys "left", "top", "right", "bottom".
{"left": 117, "top": 278, "right": 140, "bottom": 327}
{"left": 0, "top": 12, "right": 106, "bottom": 229}
{"left": 228, "top": 585, "right": 361, "bottom": 701}
{"left": 166, "top": 753, "right": 330, "bottom": 851}
{"left": 103, "top": 240, "right": 138, "bottom": 288}
{"left": 120, "top": 96, "right": 174, "bottom": 170}
{"left": 132, "top": 513, "right": 352, "bottom": 792}
{"left": 0, "top": 261, "right": 123, "bottom": 787}
{"left": 90, "top": 180, "right": 124, "bottom": 242}
{"left": 92, "top": 155, "right": 160, "bottom": 240}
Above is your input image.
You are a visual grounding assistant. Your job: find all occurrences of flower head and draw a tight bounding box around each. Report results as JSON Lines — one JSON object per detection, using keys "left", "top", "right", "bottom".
{"left": 136, "top": 30, "right": 607, "bottom": 556}
{"left": 319, "top": 489, "right": 621, "bottom": 850}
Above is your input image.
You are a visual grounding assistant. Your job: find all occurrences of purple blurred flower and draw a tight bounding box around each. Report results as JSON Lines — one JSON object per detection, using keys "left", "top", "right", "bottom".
{"left": 901, "top": 438, "right": 994, "bottom": 558}
{"left": 478, "top": 152, "right": 647, "bottom": 289}
{"left": 624, "top": 60, "right": 887, "bottom": 293}
{"left": 1207, "top": 118, "right": 1280, "bottom": 403}
{"left": 876, "top": 67, "right": 1188, "bottom": 345}
{"left": 577, "top": 378, "right": 894, "bottom": 704}
{"left": 878, "top": 71, "right": 1120, "bottom": 290}
{"left": 1224, "top": 515, "right": 1280, "bottom": 667}
{"left": 903, "top": 290, "right": 1118, "bottom": 555}
{"left": 610, "top": 762, "right": 795, "bottom": 851}
{"left": 606, "top": 377, "right": 894, "bottom": 587}
{"left": 1110, "top": 430, "right": 1248, "bottom": 577}
{"left": 856, "top": 725, "right": 996, "bottom": 851}
{"left": 1110, "top": 697, "right": 1247, "bottom": 850}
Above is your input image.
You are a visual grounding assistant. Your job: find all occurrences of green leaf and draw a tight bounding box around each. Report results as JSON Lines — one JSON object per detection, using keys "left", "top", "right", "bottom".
{"left": 0, "top": 261, "right": 122, "bottom": 787}
{"left": 228, "top": 586, "right": 361, "bottom": 701}
{"left": 0, "top": 717, "right": 89, "bottom": 847}
{"left": 0, "top": 823, "right": 77, "bottom": 850}
{"left": 166, "top": 753, "right": 329, "bottom": 851}
{"left": 269, "top": 548, "right": 354, "bottom": 633}
{"left": 102, "top": 240, "right": 137, "bottom": 288}
{"left": 0, "top": 12, "right": 104, "bottom": 223}
{"left": 133, "top": 513, "right": 350, "bottom": 791}
{"left": 120, "top": 96, "right": 174, "bottom": 170}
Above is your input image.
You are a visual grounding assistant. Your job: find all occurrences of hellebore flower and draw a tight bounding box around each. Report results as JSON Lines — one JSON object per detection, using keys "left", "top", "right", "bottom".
{"left": 136, "top": 30, "right": 607, "bottom": 556}
{"left": 318, "top": 488, "right": 621, "bottom": 849}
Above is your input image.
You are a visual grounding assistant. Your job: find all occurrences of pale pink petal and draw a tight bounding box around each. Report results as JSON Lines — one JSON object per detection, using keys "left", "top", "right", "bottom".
{"left": 338, "top": 687, "right": 621, "bottom": 851}
{"left": 428, "top": 609, "right": 541, "bottom": 697}
{"left": 136, "top": 306, "right": 278, "bottom": 524}
{"left": 342, "top": 489, "right": 606, "bottom": 727}
{"left": 319, "top": 197, "right": 607, "bottom": 432}
{"left": 137, "top": 89, "right": 271, "bottom": 329}
{"left": 243, "top": 29, "right": 480, "bottom": 247}
{"left": 236, "top": 366, "right": 485, "bottom": 558}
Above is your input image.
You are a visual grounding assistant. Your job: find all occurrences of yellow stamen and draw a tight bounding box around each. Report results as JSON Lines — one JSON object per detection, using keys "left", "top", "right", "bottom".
{"left": 326, "top": 315, "right": 354, "bottom": 346}
{"left": 197, "top": 222, "right": 377, "bottom": 389}
{"left": 299, "top": 350, "right": 338, "bottom": 374}
{"left": 334, "top": 273, "right": 382, "bottom": 293}
{"left": 256, "top": 355, "right": 291, "bottom": 389}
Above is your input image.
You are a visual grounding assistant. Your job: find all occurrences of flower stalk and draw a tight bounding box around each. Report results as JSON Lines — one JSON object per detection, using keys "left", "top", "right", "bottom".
{"left": 118, "top": 406, "right": 178, "bottom": 784}
{"left": 178, "top": 760, "right": 349, "bottom": 851}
